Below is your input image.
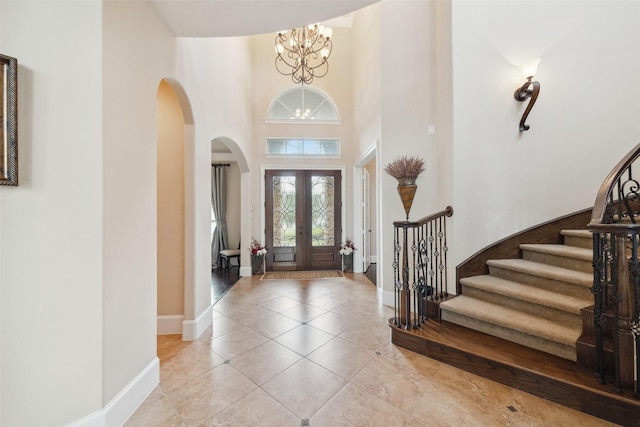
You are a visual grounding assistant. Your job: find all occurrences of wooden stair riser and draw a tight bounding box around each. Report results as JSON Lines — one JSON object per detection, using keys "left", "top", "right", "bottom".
{"left": 580, "top": 305, "right": 615, "bottom": 338}
{"left": 461, "top": 285, "right": 583, "bottom": 329}
{"left": 561, "top": 230, "right": 594, "bottom": 250}
{"left": 440, "top": 309, "right": 577, "bottom": 361}
{"left": 576, "top": 334, "right": 615, "bottom": 376}
{"left": 522, "top": 249, "right": 593, "bottom": 274}
{"left": 577, "top": 330, "right": 636, "bottom": 388}
{"left": 488, "top": 265, "right": 592, "bottom": 300}
{"left": 577, "top": 303, "right": 637, "bottom": 388}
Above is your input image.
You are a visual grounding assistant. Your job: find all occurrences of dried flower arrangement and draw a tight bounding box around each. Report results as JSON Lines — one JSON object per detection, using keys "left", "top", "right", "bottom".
{"left": 385, "top": 156, "right": 426, "bottom": 220}
{"left": 384, "top": 156, "right": 425, "bottom": 184}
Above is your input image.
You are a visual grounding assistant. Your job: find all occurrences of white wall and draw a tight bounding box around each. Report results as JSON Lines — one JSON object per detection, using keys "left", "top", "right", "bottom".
{"left": 352, "top": 2, "right": 382, "bottom": 156}
{"left": 176, "top": 37, "right": 253, "bottom": 298}
{"left": 0, "top": 1, "right": 104, "bottom": 425}
{"left": 103, "top": 0, "right": 176, "bottom": 409}
{"left": 378, "top": 1, "right": 440, "bottom": 302}
{"left": 450, "top": 0, "right": 640, "bottom": 267}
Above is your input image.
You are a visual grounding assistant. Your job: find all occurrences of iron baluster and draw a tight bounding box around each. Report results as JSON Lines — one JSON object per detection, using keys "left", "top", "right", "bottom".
{"left": 611, "top": 234, "right": 622, "bottom": 393}
{"left": 591, "top": 233, "right": 606, "bottom": 384}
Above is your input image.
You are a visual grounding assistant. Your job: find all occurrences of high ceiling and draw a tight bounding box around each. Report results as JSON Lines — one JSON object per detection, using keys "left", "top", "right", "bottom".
{"left": 150, "top": 0, "right": 377, "bottom": 37}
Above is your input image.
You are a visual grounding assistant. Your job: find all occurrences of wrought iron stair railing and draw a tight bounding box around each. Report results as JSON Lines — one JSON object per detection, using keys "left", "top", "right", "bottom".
{"left": 392, "top": 206, "right": 453, "bottom": 330}
{"left": 588, "top": 142, "right": 640, "bottom": 398}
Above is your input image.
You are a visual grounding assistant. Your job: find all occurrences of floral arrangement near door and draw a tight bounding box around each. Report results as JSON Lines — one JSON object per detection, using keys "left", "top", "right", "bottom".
{"left": 249, "top": 238, "right": 267, "bottom": 275}
{"left": 340, "top": 239, "right": 356, "bottom": 273}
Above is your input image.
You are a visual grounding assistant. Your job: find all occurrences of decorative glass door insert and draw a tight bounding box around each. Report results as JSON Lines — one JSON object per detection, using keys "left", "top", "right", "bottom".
{"left": 272, "top": 175, "right": 297, "bottom": 248}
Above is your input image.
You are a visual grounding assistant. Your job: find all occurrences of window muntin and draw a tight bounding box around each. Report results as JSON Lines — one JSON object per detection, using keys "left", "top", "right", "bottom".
{"left": 266, "top": 138, "right": 340, "bottom": 158}
{"left": 266, "top": 87, "right": 340, "bottom": 123}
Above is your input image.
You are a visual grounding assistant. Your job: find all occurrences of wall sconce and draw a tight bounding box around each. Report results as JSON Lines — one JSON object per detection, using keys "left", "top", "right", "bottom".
{"left": 514, "top": 58, "right": 541, "bottom": 131}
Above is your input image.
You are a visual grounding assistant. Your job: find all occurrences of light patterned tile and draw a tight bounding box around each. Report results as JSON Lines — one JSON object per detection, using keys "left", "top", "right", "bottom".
{"left": 309, "top": 382, "right": 407, "bottom": 427}
{"left": 307, "top": 337, "right": 374, "bottom": 379}
{"left": 164, "top": 364, "right": 257, "bottom": 425}
{"left": 230, "top": 340, "right": 302, "bottom": 385}
{"left": 306, "top": 311, "right": 354, "bottom": 335}
{"left": 262, "top": 359, "right": 346, "bottom": 419}
{"left": 511, "top": 388, "right": 618, "bottom": 426}
{"left": 350, "top": 351, "right": 433, "bottom": 413}
{"left": 308, "top": 294, "right": 346, "bottom": 310}
{"left": 160, "top": 340, "right": 226, "bottom": 392}
{"left": 411, "top": 364, "right": 514, "bottom": 426}
{"left": 198, "top": 388, "right": 299, "bottom": 427}
{"left": 273, "top": 324, "right": 334, "bottom": 356}
{"left": 280, "top": 303, "right": 328, "bottom": 322}
{"left": 209, "top": 326, "right": 269, "bottom": 359}
{"left": 123, "top": 387, "right": 185, "bottom": 427}
{"left": 338, "top": 322, "right": 391, "bottom": 351}
{"left": 285, "top": 286, "right": 330, "bottom": 302}
{"left": 244, "top": 313, "right": 301, "bottom": 339}
{"left": 126, "top": 274, "right": 617, "bottom": 427}
{"left": 157, "top": 334, "right": 190, "bottom": 362}
{"left": 260, "top": 295, "right": 301, "bottom": 312}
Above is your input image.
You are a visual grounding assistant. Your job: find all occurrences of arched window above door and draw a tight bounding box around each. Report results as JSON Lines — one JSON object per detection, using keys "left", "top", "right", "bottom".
{"left": 266, "top": 86, "right": 341, "bottom": 123}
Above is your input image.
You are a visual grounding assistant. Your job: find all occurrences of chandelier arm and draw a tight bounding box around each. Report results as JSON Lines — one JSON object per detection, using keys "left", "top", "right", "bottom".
{"left": 275, "top": 57, "right": 302, "bottom": 78}
{"left": 312, "top": 61, "right": 329, "bottom": 79}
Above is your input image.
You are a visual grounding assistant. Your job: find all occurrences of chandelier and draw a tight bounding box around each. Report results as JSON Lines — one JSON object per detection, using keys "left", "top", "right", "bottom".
{"left": 274, "top": 24, "right": 333, "bottom": 85}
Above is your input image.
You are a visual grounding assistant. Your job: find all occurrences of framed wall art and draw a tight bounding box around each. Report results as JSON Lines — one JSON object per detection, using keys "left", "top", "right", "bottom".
{"left": 0, "top": 53, "right": 17, "bottom": 186}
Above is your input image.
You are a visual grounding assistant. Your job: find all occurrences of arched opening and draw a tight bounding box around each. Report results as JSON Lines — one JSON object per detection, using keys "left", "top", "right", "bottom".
{"left": 210, "top": 137, "right": 250, "bottom": 277}
{"left": 156, "top": 78, "right": 194, "bottom": 336}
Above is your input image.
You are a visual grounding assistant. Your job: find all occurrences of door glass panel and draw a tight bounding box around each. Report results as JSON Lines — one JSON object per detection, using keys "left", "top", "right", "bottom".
{"left": 273, "top": 176, "right": 296, "bottom": 247}
{"left": 311, "top": 175, "right": 335, "bottom": 246}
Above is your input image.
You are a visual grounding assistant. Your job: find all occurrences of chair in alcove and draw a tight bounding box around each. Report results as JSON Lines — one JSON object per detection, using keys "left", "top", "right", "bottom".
{"left": 219, "top": 241, "right": 241, "bottom": 271}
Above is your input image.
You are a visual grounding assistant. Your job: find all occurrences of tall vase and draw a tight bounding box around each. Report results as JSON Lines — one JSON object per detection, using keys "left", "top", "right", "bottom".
{"left": 396, "top": 177, "right": 417, "bottom": 220}
{"left": 251, "top": 254, "right": 264, "bottom": 275}
{"left": 342, "top": 253, "right": 353, "bottom": 273}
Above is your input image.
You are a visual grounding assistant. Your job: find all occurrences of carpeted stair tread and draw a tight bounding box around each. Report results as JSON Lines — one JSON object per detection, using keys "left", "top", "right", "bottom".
{"left": 440, "top": 296, "right": 580, "bottom": 347}
{"left": 519, "top": 243, "right": 592, "bottom": 261}
{"left": 561, "top": 229, "right": 592, "bottom": 239}
{"left": 486, "top": 258, "right": 592, "bottom": 287}
{"left": 459, "top": 275, "right": 591, "bottom": 314}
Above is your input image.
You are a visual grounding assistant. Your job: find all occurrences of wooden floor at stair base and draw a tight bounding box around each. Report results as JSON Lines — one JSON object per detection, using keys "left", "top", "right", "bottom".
{"left": 389, "top": 318, "right": 639, "bottom": 427}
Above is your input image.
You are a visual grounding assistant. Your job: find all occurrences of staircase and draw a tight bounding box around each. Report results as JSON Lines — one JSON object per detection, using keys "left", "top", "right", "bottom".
{"left": 388, "top": 207, "right": 640, "bottom": 425}
{"left": 439, "top": 229, "right": 593, "bottom": 361}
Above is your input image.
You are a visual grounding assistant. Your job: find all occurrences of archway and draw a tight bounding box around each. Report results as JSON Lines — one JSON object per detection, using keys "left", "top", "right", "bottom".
{"left": 156, "top": 78, "right": 195, "bottom": 336}
{"left": 210, "top": 137, "right": 250, "bottom": 276}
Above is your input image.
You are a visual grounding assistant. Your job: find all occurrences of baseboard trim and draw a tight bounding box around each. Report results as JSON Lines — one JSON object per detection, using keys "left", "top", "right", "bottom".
{"left": 182, "top": 304, "right": 213, "bottom": 341}
{"left": 239, "top": 266, "right": 252, "bottom": 276}
{"left": 157, "top": 314, "right": 184, "bottom": 335}
{"left": 380, "top": 288, "right": 394, "bottom": 307}
{"left": 65, "top": 357, "right": 159, "bottom": 427}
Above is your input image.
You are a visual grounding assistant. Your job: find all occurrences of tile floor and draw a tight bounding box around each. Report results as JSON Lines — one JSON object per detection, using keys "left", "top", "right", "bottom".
{"left": 125, "top": 273, "right": 617, "bottom": 427}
